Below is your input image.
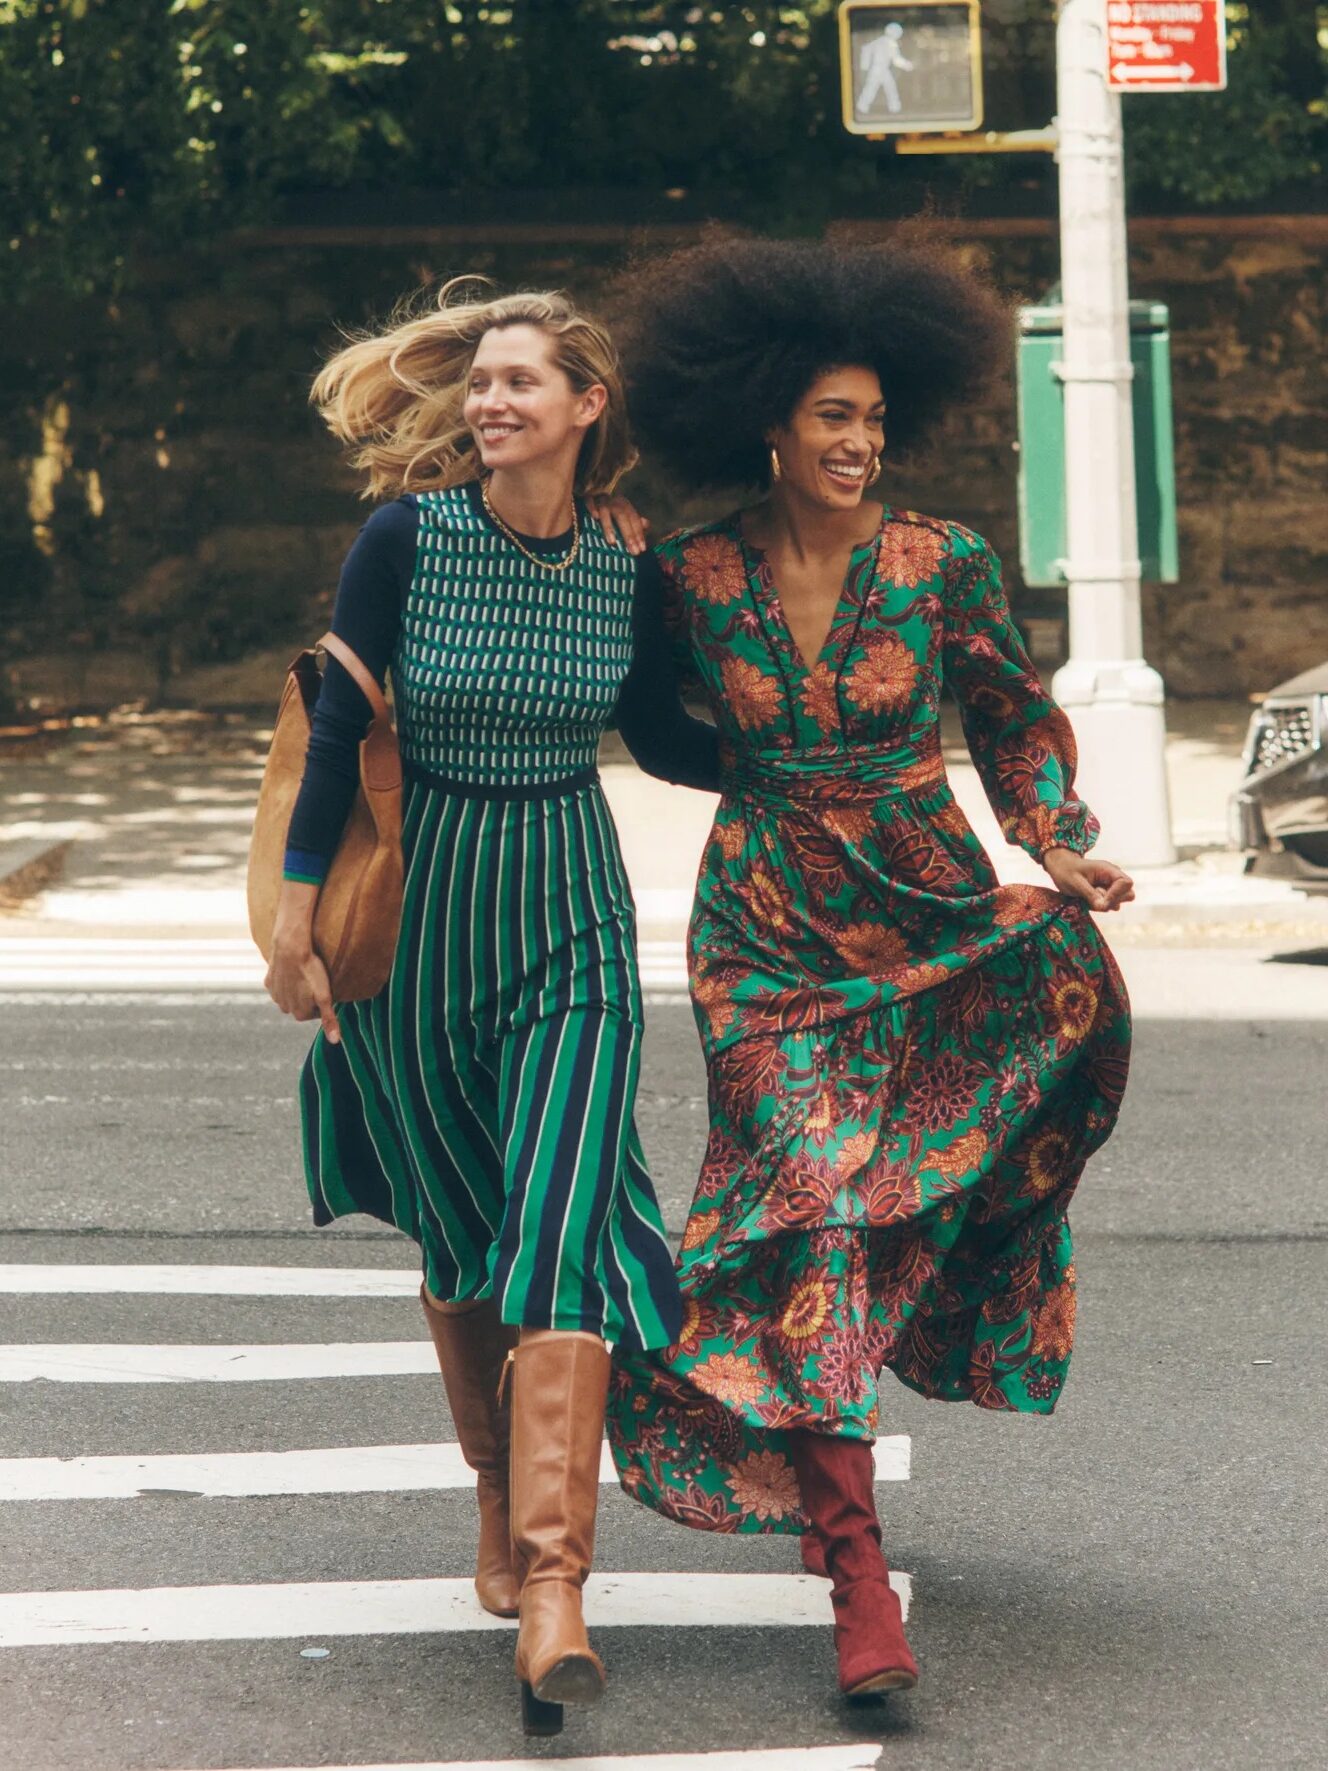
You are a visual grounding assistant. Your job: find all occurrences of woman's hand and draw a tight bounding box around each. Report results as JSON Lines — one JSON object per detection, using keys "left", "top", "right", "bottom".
{"left": 586, "top": 493, "right": 650, "bottom": 555}
{"left": 266, "top": 934, "right": 341, "bottom": 1043}
{"left": 1041, "top": 847, "right": 1135, "bottom": 914}
{"left": 264, "top": 883, "right": 341, "bottom": 1042}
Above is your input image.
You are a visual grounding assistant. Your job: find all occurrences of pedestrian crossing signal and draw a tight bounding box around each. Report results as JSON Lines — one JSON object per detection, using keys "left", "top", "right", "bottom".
{"left": 838, "top": 0, "right": 984, "bottom": 135}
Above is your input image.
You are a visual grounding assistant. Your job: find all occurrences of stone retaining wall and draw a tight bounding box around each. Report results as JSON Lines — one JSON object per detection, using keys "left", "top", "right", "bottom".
{"left": 1, "top": 215, "right": 1323, "bottom": 709}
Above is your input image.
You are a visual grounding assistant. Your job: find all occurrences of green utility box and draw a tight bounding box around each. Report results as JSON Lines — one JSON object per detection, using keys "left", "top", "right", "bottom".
{"left": 1016, "top": 301, "right": 1179, "bottom": 588}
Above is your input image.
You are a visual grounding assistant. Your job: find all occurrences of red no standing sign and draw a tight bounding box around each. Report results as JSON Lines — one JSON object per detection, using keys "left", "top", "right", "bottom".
{"left": 1106, "top": 0, "right": 1228, "bottom": 92}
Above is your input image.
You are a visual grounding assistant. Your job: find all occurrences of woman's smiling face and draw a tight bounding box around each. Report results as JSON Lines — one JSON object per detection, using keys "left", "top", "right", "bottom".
{"left": 464, "top": 323, "right": 605, "bottom": 476}
{"left": 769, "top": 365, "right": 886, "bottom": 508}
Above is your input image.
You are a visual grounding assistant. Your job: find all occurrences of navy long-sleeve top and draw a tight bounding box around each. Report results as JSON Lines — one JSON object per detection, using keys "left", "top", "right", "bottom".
{"left": 284, "top": 484, "right": 719, "bottom": 880}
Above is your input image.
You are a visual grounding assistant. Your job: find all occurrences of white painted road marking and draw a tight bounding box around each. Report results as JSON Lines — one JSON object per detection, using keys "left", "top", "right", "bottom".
{"left": 190, "top": 1747, "right": 884, "bottom": 1771}
{"left": 0, "top": 939, "right": 691, "bottom": 991}
{"left": 6, "top": 942, "right": 1327, "bottom": 1018}
{"left": 0, "top": 1341, "right": 441, "bottom": 1383}
{"left": 0, "top": 993, "right": 266, "bottom": 1005}
{"left": 0, "top": 1569, "right": 910, "bottom": 1647}
{"left": 0, "top": 937, "right": 266, "bottom": 990}
{"left": 0, "top": 1264, "right": 421, "bottom": 1297}
{"left": 0, "top": 1436, "right": 910, "bottom": 1500}
{"left": 0, "top": 938, "right": 688, "bottom": 990}
{"left": 0, "top": 991, "right": 696, "bottom": 1009}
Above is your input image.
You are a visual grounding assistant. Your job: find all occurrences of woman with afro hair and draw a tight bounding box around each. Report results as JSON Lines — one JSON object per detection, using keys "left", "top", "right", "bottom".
{"left": 602, "top": 236, "right": 1134, "bottom": 1698}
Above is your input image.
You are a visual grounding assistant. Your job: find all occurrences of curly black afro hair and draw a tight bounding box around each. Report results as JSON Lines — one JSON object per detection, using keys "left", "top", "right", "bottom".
{"left": 614, "top": 233, "right": 1010, "bottom": 493}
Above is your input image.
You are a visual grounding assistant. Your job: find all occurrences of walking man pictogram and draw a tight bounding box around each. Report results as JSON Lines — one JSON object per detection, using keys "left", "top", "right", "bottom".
{"left": 858, "top": 21, "right": 914, "bottom": 115}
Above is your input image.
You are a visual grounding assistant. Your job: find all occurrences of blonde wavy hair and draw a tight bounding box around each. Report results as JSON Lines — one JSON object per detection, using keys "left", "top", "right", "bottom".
{"left": 310, "top": 277, "right": 637, "bottom": 500}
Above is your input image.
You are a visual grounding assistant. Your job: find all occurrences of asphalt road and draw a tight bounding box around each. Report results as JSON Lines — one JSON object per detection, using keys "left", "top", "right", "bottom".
{"left": 0, "top": 988, "right": 1324, "bottom": 1771}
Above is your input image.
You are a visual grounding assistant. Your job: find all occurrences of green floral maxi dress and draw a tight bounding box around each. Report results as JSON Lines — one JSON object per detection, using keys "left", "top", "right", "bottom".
{"left": 608, "top": 507, "right": 1132, "bottom": 1536}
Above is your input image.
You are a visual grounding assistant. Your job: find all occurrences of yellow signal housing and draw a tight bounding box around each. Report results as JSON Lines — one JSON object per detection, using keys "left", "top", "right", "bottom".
{"left": 838, "top": 0, "right": 984, "bottom": 137}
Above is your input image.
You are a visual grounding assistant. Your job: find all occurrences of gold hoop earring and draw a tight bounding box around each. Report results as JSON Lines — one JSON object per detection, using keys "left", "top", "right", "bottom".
{"left": 769, "top": 446, "right": 783, "bottom": 483}
{"left": 867, "top": 455, "right": 882, "bottom": 487}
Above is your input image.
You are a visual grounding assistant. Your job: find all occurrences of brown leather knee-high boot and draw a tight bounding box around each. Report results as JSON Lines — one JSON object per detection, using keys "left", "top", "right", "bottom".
{"left": 420, "top": 1287, "right": 520, "bottom": 1618}
{"left": 790, "top": 1430, "right": 919, "bottom": 1698}
{"left": 508, "top": 1330, "right": 610, "bottom": 1736}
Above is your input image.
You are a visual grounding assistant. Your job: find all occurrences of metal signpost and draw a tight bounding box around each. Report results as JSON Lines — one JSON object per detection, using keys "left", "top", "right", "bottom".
{"left": 837, "top": 0, "right": 1206, "bottom": 864}
{"left": 1049, "top": 0, "right": 1176, "bottom": 863}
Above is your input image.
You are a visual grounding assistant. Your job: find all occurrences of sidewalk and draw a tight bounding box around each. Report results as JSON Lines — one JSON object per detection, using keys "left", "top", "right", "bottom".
{"left": 2, "top": 700, "right": 1326, "bottom": 955}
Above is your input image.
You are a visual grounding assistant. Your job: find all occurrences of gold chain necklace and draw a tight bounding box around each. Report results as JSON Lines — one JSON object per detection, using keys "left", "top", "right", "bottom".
{"left": 480, "top": 476, "right": 581, "bottom": 574}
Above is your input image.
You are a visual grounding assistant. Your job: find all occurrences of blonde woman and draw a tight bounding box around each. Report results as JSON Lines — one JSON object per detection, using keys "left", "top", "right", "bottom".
{"left": 264, "top": 281, "right": 718, "bottom": 1735}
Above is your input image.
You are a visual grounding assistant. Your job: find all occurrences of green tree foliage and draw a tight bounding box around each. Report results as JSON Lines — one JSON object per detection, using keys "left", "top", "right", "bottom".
{"left": 1124, "top": 1, "right": 1327, "bottom": 205}
{"left": 0, "top": 0, "right": 373, "bottom": 300}
{"left": 1, "top": 1, "right": 1324, "bottom": 302}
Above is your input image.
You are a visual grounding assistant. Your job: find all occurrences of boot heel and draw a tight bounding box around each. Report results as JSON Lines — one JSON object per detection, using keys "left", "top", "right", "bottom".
{"left": 534, "top": 1650, "right": 606, "bottom": 1707}
{"left": 520, "top": 1680, "right": 564, "bottom": 1737}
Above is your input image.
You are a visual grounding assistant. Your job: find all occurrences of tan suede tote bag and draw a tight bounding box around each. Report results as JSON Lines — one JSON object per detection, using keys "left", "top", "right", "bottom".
{"left": 248, "top": 632, "right": 403, "bottom": 1002}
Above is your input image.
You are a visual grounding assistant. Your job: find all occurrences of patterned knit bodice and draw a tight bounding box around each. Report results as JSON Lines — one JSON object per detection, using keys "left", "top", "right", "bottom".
{"left": 393, "top": 487, "right": 636, "bottom": 787}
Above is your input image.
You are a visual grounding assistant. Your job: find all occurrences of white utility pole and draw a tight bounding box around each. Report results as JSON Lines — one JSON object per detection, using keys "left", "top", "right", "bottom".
{"left": 1051, "top": 0, "right": 1176, "bottom": 865}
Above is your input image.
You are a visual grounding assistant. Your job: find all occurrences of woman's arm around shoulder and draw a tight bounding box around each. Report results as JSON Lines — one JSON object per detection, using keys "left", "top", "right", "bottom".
{"left": 613, "top": 548, "right": 721, "bottom": 793}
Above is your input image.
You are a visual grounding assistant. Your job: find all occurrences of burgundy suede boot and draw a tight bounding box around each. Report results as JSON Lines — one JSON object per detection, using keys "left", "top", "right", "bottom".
{"left": 800, "top": 1529, "right": 828, "bottom": 1578}
{"left": 790, "top": 1431, "right": 919, "bottom": 1697}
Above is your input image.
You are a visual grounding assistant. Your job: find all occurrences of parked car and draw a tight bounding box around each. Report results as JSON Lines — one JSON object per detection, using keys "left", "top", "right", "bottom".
{"left": 1230, "top": 662, "right": 1328, "bottom": 891}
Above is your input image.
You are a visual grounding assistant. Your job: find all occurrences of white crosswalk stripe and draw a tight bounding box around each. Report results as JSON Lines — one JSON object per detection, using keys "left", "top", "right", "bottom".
{"left": 0, "top": 1436, "right": 910, "bottom": 1501}
{"left": 0, "top": 936, "right": 268, "bottom": 990}
{"left": 0, "top": 1263, "right": 423, "bottom": 1296}
{"left": 5, "top": 938, "right": 1317, "bottom": 1024}
{"left": 195, "top": 1749, "right": 884, "bottom": 1771}
{"left": 0, "top": 1339, "right": 442, "bottom": 1382}
{"left": 0, "top": 937, "right": 692, "bottom": 991}
{"left": 0, "top": 1569, "right": 909, "bottom": 1649}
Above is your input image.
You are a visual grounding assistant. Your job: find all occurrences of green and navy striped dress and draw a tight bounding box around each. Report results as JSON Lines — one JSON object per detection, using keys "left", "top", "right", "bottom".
{"left": 290, "top": 483, "right": 717, "bottom": 1350}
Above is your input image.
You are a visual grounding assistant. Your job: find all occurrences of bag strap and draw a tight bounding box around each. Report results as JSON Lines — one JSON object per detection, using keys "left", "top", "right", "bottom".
{"left": 318, "top": 631, "right": 391, "bottom": 724}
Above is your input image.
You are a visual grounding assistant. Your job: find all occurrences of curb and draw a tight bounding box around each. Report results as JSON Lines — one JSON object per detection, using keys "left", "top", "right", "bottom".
{"left": 0, "top": 839, "right": 73, "bottom": 911}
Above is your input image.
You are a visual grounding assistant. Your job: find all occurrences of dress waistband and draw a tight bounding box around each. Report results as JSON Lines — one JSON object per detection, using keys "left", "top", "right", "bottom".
{"left": 725, "top": 739, "right": 945, "bottom": 807}
{"left": 403, "top": 760, "right": 600, "bottom": 802}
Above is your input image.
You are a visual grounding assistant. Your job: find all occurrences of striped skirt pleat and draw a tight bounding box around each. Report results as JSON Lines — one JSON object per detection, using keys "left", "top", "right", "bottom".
{"left": 300, "top": 777, "right": 682, "bottom": 1352}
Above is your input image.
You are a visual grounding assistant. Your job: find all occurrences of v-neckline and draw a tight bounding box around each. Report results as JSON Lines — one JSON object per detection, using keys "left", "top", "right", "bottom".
{"left": 734, "top": 508, "right": 887, "bottom": 677}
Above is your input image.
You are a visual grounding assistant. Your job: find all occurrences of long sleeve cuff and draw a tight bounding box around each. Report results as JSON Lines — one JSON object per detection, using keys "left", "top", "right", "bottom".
{"left": 1004, "top": 800, "right": 1100, "bottom": 863}
{"left": 282, "top": 846, "right": 332, "bottom": 885}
